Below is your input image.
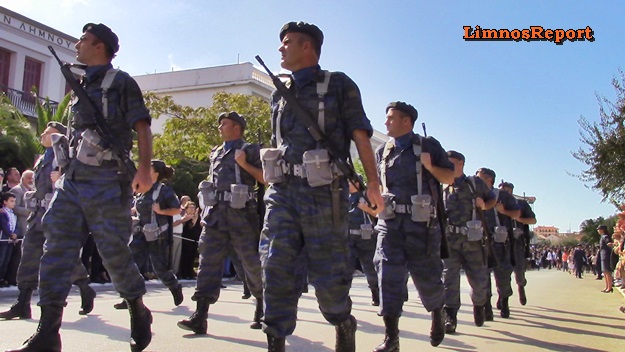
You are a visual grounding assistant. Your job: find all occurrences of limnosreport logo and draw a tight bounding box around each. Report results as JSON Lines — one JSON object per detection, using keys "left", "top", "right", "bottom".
{"left": 463, "top": 25, "right": 594, "bottom": 44}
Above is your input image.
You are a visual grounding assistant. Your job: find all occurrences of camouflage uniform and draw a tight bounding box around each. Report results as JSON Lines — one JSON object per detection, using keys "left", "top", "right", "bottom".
{"left": 39, "top": 63, "right": 149, "bottom": 307}
{"left": 194, "top": 139, "right": 263, "bottom": 303}
{"left": 483, "top": 189, "right": 519, "bottom": 301}
{"left": 131, "top": 182, "right": 180, "bottom": 290}
{"left": 260, "top": 66, "right": 372, "bottom": 337}
{"left": 347, "top": 192, "right": 378, "bottom": 301}
{"left": 17, "top": 148, "right": 90, "bottom": 291}
{"left": 442, "top": 175, "right": 495, "bottom": 328}
{"left": 511, "top": 199, "right": 535, "bottom": 287}
{"left": 373, "top": 132, "right": 452, "bottom": 316}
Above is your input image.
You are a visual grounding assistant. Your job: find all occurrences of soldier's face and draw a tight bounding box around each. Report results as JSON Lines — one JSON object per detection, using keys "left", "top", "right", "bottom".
{"left": 476, "top": 172, "right": 493, "bottom": 187}
{"left": 449, "top": 158, "right": 464, "bottom": 176}
{"left": 384, "top": 109, "right": 411, "bottom": 138}
{"left": 218, "top": 119, "right": 239, "bottom": 141}
{"left": 75, "top": 32, "right": 101, "bottom": 65}
{"left": 279, "top": 33, "right": 306, "bottom": 71}
{"left": 40, "top": 126, "right": 57, "bottom": 148}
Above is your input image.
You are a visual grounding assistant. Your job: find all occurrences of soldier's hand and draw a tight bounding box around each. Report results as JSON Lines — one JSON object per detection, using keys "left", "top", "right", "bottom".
{"left": 132, "top": 167, "right": 152, "bottom": 194}
{"left": 365, "top": 181, "right": 384, "bottom": 215}
{"left": 495, "top": 203, "right": 505, "bottom": 213}
{"left": 50, "top": 170, "right": 60, "bottom": 183}
{"left": 476, "top": 197, "right": 486, "bottom": 210}
{"left": 234, "top": 149, "right": 247, "bottom": 166}
{"left": 420, "top": 152, "right": 432, "bottom": 170}
{"left": 153, "top": 203, "right": 162, "bottom": 214}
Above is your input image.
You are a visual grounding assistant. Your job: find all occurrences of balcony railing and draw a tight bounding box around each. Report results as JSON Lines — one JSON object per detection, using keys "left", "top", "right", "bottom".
{"left": 0, "top": 85, "right": 59, "bottom": 118}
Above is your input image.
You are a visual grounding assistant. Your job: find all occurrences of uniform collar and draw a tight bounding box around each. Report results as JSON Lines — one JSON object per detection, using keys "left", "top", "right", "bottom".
{"left": 84, "top": 63, "right": 113, "bottom": 83}
{"left": 394, "top": 132, "right": 414, "bottom": 150}
{"left": 454, "top": 174, "right": 467, "bottom": 187}
{"left": 223, "top": 138, "right": 243, "bottom": 151}
{"left": 292, "top": 64, "right": 322, "bottom": 89}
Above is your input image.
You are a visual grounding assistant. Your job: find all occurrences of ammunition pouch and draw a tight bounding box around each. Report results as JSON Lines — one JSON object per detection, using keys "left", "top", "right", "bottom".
{"left": 465, "top": 220, "right": 484, "bottom": 241}
{"left": 229, "top": 184, "right": 250, "bottom": 209}
{"left": 377, "top": 193, "right": 396, "bottom": 220}
{"left": 23, "top": 191, "right": 53, "bottom": 211}
{"left": 360, "top": 223, "right": 374, "bottom": 240}
{"left": 512, "top": 227, "right": 524, "bottom": 240}
{"left": 198, "top": 180, "right": 217, "bottom": 207}
{"left": 302, "top": 149, "right": 334, "bottom": 187}
{"left": 260, "top": 148, "right": 285, "bottom": 184}
{"left": 142, "top": 222, "right": 168, "bottom": 242}
{"left": 410, "top": 194, "right": 432, "bottom": 223}
{"left": 50, "top": 133, "right": 70, "bottom": 168}
{"left": 75, "top": 129, "right": 114, "bottom": 166}
{"left": 493, "top": 226, "right": 508, "bottom": 243}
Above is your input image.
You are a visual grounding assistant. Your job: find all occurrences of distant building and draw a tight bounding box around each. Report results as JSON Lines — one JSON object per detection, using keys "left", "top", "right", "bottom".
{"left": 0, "top": 6, "right": 77, "bottom": 119}
{"left": 133, "top": 63, "right": 389, "bottom": 156}
{"left": 534, "top": 225, "right": 559, "bottom": 239}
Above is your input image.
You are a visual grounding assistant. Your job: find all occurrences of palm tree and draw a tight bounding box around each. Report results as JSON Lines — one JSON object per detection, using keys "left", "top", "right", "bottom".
{"left": 0, "top": 93, "right": 39, "bottom": 170}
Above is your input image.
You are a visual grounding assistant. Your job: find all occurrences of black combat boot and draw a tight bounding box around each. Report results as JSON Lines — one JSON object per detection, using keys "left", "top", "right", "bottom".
{"left": 127, "top": 297, "right": 153, "bottom": 352}
{"left": 373, "top": 315, "right": 400, "bottom": 352}
{"left": 335, "top": 314, "right": 357, "bottom": 352}
{"left": 6, "top": 305, "right": 63, "bottom": 352}
{"left": 75, "top": 279, "right": 96, "bottom": 315}
{"left": 484, "top": 299, "right": 494, "bottom": 321}
{"left": 177, "top": 297, "right": 209, "bottom": 334}
{"left": 500, "top": 297, "right": 510, "bottom": 318}
{"left": 267, "top": 334, "right": 286, "bottom": 352}
{"left": 518, "top": 285, "right": 527, "bottom": 306}
{"left": 114, "top": 299, "right": 128, "bottom": 309}
{"left": 371, "top": 286, "right": 380, "bottom": 306}
{"left": 473, "top": 305, "right": 485, "bottom": 327}
{"left": 0, "top": 287, "right": 33, "bottom": 320}
{"left": 250, "top": 298, "right": 263, "bottom": 329}
{"left": 444, "top": 307, "right": 457, "bottom": 334}
{"left": 429, "top": 306, "right": 445, "bottom": 347}
{"left": 170, "top": 283, "right": 184, "bottom": 306}
{"left": 242, "top": 282, "right": 251, "bottom": 299}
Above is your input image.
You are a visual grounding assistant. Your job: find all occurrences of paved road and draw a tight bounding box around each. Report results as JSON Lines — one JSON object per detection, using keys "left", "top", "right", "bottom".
{"left": 0, "top": 270, "right": 623, "bottom": 351}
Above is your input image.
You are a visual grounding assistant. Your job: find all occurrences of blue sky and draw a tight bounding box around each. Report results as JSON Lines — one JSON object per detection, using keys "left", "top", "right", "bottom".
{"left": 4, "top": 0, "right": 624, "bottom": 232}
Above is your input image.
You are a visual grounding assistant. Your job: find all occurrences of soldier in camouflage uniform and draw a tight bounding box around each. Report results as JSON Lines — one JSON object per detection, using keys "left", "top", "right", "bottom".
{"left": 347, "top": 176, "right": 379, "bottom": 306}
{"left": 0, "top": 122, "right": 96, "bottom": 321}
{"left": 177, "top": 111, "right": 265, "bottom": 335}
{"left": 475, "top": 168, "right": 520, "bottom": 321}
{"left": 499, "top": 182, "right": 536, "bottom": 306}
{"left": 372, "top": 101, "right": 454, "bottom": 351}
{"left": 260, "top": 21, "right": 383, "bottom": 352}
{"left": 442, "top": 151, "right": 496, "bottom": 334}
{"left": 8, "top": 23, "right": 153, "bottom": 352}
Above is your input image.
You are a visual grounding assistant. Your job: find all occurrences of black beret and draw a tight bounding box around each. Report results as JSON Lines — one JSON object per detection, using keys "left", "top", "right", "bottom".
{"left": 386, "top": 101, "right": 418, "bottom": 123}
{"left": 499, "top": 181, "right": 514, "bottom": 190}
{"left": 279, "top": 21, "right": 324, "bottom": 47}
{"left": 476, "top": 167, "right": 496, "bottom": 180}
{"left": 83, "top": 23, "right": 119, "bottom": 54}
{"left": 47, "top": 121, "right": 67, "bottom": 135}
{"left": 446, "top": 150, "right": 465, "bottom": 162}
{"left": 218, "top": 111, "right": 247, "bottom": 131}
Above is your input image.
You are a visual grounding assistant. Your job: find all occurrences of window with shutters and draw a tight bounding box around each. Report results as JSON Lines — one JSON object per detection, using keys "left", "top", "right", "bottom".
{"left": 22, "top": 57, "right": 42, "bottom": 102}
{"left": 0, "top": 48, "right": 10, "bottom": 93}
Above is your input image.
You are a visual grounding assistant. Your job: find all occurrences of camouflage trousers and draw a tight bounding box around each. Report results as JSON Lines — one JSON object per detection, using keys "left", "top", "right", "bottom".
{"left": 130, "top": 233, "right": 179, "bottom": 290}
{"left": 259, "top": 179, "right": 351, "bottom": 338}
{"left": 488, "top": 242, "right": 513, "bottom": 299}
{"left": 348, "top": 232, "right": 379, "bottom": 290}
{"left": 193, "top": 203, "right": 262, "bottom": 303}
{"left": 512, "top": 237, "right": 527, "bottom": 287}
{"left": 442, "top": 231, "right": 489, "bottom": 309}
{"left": 374, "top": 225, "right": 444, "bottom": 315}
{"left": 17, "top": 207, "right": 89, "bottom": 290}
{"left": 39, "top": 176, "right": 145, "bottom": 307}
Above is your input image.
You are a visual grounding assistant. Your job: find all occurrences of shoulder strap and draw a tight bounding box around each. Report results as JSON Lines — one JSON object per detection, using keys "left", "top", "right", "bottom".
{"left": 151, "top": 183, "right": 164, "bottom": 225}
{"left": 492, "top": 188, "right": 501, "bottom": 226}
{"left": 464, "top": 176, "right": 478, "bottom": 220}
{"left": 316, "top": 70, "right": 332, "bottom": 134}
{"left": 101, "top": 68, "right": 120, "bottom": 118}
{"left": 412, "top": 135, "right": 423, "bottom": 195}
{"left": 380, "top": 140, "right": 394, "bottom": 193}
{"left": 234, "top": 142, "right": 251, "bottom": 184}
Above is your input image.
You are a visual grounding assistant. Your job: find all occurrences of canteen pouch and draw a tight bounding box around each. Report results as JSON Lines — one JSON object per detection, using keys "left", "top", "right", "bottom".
{"left": 50, "top": 133, "right": 70, "bottom": 168}
{"left": 302, "top": 149, "right": 334, "bottom": 187}
{"left": 142, "top": 223, "right": 160, "bottom": 242}
{"left": 410, "top": 194, "right": 432, "bottom": 223}
{"left": 260, "top": 148, "right": 285, "bottom": 183}
{"left": 378, "top": 193, "right": 396, "bottom": 220}
{"left": 465, "top": 220, "right": 484, "bottom": 241}
{"left": 513, "top": 227, "right": 524, "bottom": 239}
{"left": 42, "top": 193, "right": 53, "bottom": 209}
{"left": 494, "top": 226, "right": 508, "bottom": 243}
{"left": 230, "top": 184, "right": 249, "bottom": 209}
{"left": 76, "top": 129, "right": 106, "bottom": 166}
{"left": 199, "top": 180, "right": 217, "bottom": 207}
{"left": 360, "top": 223, "right": 373, "bottom": 240}
{"left": 23, "top": 191, "right": 37, "bottom": 211}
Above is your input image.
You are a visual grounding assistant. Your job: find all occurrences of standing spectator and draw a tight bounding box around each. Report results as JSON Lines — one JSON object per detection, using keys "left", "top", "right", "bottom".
{"left": 2, "top": 167, "right": 20, "bottom": 193}
{"left": 562, "top": 249, "right": 569, "bottom": 273}
{"left": 0, "top": 192, "right": 18, "bottom": 287}
{"left": 5, "top": 170, "right": 34, "bottom": 285}
{"left": 573, "top": 244, "right": 587, "bottom": 278}
{"left": 179, "top": 201, "right": 201, "bottom": 279}
{"left": 599, "top": 225, "right": 614, "bottom": 292}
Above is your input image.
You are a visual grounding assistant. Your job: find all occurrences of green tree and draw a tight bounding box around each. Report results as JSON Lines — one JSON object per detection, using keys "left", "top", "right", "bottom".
{"left": 0, "top": 93, "right": 39, "bottom": 170}
{"left": 579, "top": 215, "right": 617, "bottom": 244}
{"left": 573, "top": 70, "right": 625, "bottom": 205}
{"left": 33, "top": 89, "right": 72, "bottom": 135}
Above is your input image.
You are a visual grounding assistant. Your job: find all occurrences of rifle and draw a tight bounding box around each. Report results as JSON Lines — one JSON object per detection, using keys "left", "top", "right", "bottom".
{"left": 255, "top": 55, "right": 373, "bottom": 208}
{"left": 48, "top": 46, "right": 136, "bottom": 178}
{"left": 475, "top": 207, "right": 498, "bottom": 268}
